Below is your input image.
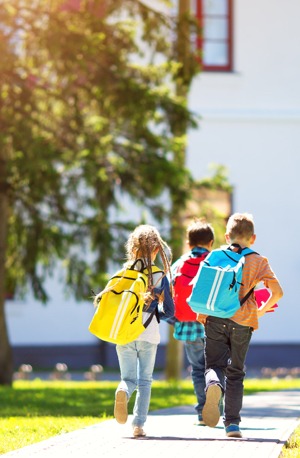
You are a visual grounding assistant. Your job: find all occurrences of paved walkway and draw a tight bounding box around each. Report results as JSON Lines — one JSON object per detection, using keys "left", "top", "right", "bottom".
{"left": 3, "top": 390, "right": 300, "bottom": 458}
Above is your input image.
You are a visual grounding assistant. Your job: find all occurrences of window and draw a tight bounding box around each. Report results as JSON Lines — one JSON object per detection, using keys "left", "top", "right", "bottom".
{"left": 195, "top": 0, "right": 233, "bottom": 72}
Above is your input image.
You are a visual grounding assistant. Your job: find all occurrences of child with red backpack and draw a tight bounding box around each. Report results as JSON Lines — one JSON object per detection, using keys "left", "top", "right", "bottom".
{"left": 171, "top": 219, "right": 216, "bottom": 425}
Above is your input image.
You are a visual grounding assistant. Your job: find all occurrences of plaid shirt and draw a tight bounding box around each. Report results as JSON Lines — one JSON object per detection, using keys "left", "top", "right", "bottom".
{"left": 173, "top": 320, "right": 205, "bottom": 342}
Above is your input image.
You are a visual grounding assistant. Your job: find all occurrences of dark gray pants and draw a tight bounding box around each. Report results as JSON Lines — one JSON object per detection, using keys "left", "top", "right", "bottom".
{"left": 204, "top": 316, "right": 253, "bottom": 426}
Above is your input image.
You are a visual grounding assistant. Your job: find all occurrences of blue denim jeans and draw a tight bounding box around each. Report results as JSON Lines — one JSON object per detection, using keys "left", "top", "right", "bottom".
{"left": 116, "top": 340, "right": 158, "bottom": 428}
{"left": 184, "top": 337, "right": 206, "bottom": 419}
{"left": 204, "top": 316, "right": 253, "bottom": 426}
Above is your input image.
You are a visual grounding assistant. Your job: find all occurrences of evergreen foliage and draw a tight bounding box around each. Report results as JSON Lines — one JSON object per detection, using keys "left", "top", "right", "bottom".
{"left": 0, "top": 0, "right": 200, "bottom": 383}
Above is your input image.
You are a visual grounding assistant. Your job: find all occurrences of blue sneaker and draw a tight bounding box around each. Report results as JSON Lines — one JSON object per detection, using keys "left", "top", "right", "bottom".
{"left": 225, "top": 424, "right": 242, "bottom": 438}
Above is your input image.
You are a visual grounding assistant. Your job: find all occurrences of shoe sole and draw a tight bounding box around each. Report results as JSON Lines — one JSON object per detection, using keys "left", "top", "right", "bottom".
{"left": 226, "top": 431, "right": 242, "bottom": 439}
{"left": 114, "top": 391, "right": 128, "bottom": 424}
{"left": 133, "top": 427, "right": 146, "bottom": 437}
{"left": 226, "top": 431, "right": 242, "bottom": 438}
{"left": 202, "top": 385, "right": 222, "bottom": 427}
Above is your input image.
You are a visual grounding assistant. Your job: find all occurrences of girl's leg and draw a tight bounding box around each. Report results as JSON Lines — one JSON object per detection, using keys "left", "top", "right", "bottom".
{"left": 132, "top": 341, "right": 158, "bottom": 428}
{"left": 115, "top": 342, "right": 139, "bottom": 424}
{"left": 116, "top": 342, "right": 138, "bottom": 397}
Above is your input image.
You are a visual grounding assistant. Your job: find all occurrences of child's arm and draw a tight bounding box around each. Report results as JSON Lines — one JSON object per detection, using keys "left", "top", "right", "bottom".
{"left": 258, "top": 279, "right": 283, "bottom": 317}
{"left": 155, "top": 276, "right": 175, "bottom": 319}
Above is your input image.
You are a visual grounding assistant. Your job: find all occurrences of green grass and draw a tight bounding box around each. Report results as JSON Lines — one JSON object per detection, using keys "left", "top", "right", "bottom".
{"left": 0, "top": 377, "right": 299, "bottom": 455}
{"left": 283, "top": 424, "right": 300, "bottom": 458}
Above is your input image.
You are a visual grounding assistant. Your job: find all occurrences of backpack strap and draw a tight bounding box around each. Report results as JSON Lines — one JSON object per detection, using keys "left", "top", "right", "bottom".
{"left": 228, "top": 244, "right": 259, "bottom": 256}
{"left": 130, "top": 259, "right": 165, "bottom": 287}
{"left": 130, "top": 258, "right": 146, "bottom": 272}
{"left": 127, "top": 261, "right": 162, "bottom": 327}
{"left": 228, "top": 243, "right": 243, "bottom": 254}
{"left": 143, "top": 265, "right": 165, "bottom": 324}
{"left": 152, "top": 266, "right": 166, "bottom": 284}
{"left": 240, "top": 287, "right": 255, "bottom": 305}
{"left": 143, "top": 306, "right": 160, "bottom": 328}
{"left": 239, "top": 248, "right": 259, "bottom": 305}
{"left": 242, "top": 248, "right": 259, "bottom": 256}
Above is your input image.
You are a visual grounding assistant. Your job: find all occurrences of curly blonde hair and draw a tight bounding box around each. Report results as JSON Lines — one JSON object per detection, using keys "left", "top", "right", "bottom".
{"left": 94, "top": 224, "right": 173, "bottom": 309}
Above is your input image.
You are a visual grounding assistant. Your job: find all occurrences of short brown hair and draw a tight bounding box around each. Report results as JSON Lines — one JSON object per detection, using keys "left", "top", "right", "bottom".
{"left": 186, "top": 219, "right": 215, "bottom": 247}
{"left": 226, "top": 213, "right": 255, "bottom": 240}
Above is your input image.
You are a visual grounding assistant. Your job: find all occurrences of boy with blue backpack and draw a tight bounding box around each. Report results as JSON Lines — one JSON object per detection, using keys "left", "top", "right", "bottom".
{"left": 196, "top": 213, "right": 283, "bottom": 438}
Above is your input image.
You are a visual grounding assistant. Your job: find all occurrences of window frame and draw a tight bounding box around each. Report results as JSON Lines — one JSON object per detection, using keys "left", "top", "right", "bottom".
{"left": 195, "top": 0, "right": 233, "bottom": 72}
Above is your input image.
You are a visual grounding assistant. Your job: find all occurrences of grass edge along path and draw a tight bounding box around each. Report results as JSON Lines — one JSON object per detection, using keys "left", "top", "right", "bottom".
{"left": 282, "top": 424, "right": 300, "bottom": 458}
{"left": 0, "top": 378, "right": 299, "bottom": 455}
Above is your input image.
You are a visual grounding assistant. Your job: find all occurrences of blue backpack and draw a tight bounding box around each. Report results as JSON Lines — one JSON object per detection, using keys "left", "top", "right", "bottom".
{"left": 187, "top": 244, "right": 257, "bottom": 318}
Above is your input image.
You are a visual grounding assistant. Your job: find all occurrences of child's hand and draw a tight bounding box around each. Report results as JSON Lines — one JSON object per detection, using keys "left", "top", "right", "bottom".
{"left": 156, "top": 291, "right": 165, "bottom": 306}
{"left": 257, "top": 304, "right": 267, "bottom": 318}
{"left": 197, "top": 313, "right": 207, "bottom": 325}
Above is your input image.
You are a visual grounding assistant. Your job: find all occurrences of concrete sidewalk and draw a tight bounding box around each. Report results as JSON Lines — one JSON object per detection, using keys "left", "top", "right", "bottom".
{"left": 3, "top": 390, "right": 300, "bottom": 458}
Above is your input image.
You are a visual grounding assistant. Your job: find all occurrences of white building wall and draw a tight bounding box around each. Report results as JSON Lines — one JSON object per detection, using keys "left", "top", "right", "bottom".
{"left": 187, "top": 0, "right": 300, "bottom": 343}
{"left": 5, "top": 273, "right": 95, "bottom": 346}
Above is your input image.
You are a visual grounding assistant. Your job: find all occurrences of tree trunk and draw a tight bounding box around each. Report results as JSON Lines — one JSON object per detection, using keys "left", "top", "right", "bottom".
{"left": 0, "top": 141, "right": 14, "bottom": 385}
{"left": 165, "top": 0, "right": 191, "bottom": 380}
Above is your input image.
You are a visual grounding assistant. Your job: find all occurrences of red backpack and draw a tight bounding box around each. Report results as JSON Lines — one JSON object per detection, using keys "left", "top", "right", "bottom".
{"left": 173, "top": 251, "right": 209, "bottom": 321}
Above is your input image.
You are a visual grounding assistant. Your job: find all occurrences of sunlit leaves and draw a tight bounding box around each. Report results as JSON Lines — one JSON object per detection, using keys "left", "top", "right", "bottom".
{"left": 1, "top": 0, "right": 199, "bottom": 301}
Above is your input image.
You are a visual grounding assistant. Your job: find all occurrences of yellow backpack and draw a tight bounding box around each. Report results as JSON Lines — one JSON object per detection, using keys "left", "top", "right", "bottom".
{"left": 89, "top": 260, "right": 163, "bottom": 345}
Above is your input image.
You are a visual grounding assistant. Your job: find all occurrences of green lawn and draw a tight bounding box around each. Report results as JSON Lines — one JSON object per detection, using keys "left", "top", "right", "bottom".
{"left": 0, "top": 377, "right": 299, "bottom": 455}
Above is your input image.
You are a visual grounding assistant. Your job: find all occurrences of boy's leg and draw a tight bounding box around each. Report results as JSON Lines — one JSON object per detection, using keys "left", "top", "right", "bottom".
{"left": 204, "top": 317, "right": 230, "bottom": 389}
{"left": 224, "top": 321, "right": 253, "bottom": 427}
{"left": 184, "top": 338, "right": 206, "bottom": 422}
{"left": 132, "top": 341, "right": 158, "bottom": 430}
{"left": 202, "top": 317, "right": 230, "bottom": 427}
